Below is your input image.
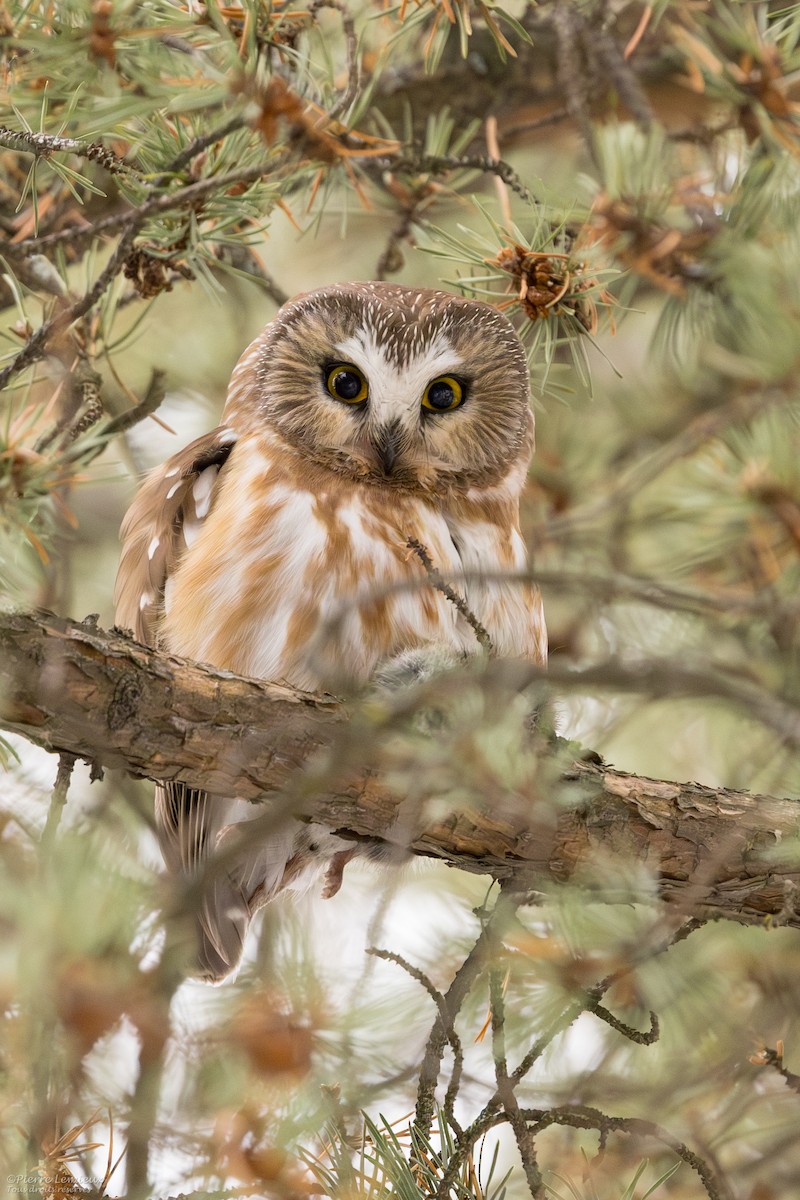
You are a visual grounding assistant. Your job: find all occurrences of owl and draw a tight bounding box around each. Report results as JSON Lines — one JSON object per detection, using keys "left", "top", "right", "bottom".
{"left": 115, "top": 281, "right": 547, "bottom": 980}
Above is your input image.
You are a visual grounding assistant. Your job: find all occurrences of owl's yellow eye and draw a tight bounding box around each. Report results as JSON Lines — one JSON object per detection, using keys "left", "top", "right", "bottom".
{"left": 421, "top": 376, "right": 464, "bottom": 413}
{"left": 326, "top": 363, "right": 368, "bottom": 405}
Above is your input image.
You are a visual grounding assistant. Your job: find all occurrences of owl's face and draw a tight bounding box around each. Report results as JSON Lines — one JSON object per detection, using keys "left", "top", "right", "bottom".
{"left": 246, "top": 282, "right": 533, "bottom": 492}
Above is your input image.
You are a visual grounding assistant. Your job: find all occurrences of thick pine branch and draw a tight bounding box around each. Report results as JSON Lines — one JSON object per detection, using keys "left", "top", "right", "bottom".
{"left": 1, "top": 610, "right": 798, "bottom": 928}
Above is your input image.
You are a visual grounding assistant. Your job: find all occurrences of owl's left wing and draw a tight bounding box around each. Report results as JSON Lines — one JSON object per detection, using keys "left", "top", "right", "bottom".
{"left": 115, "top": 426, "right": 249, "bottom": 979}
{"left": 114, "top": 426, "right": 237, "bottom": 644}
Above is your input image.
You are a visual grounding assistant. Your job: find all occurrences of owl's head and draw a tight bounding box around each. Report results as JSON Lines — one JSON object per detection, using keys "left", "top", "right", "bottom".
{"left": 236, "top": 282, "right": 533, "bottom": 493}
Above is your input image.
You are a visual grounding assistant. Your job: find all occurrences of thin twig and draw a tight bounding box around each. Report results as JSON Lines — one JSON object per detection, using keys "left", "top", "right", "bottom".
{"left": 213, "top": 244, "right": 290, "bottom": 306}
{"left": 590, "top": 1002, "right": 660, "bottom": 1045}
{"left": 309, "top": 0, "right": 360, "bottom": 120}
{"left": 552, "top": 3, "right": 597, "bottom": 166}
{"left": 489, "top": 963, "right": 544, "bottom": 1198}
{"left": 368, "top": 947, "right": 465, "bottom": 1138}
{"left": 414, "top": 924, "right": 494, "bottom": 1137}
{"left": 34, "top": 360, "right": 104, "bottom": 453}
{"left": 41, "top": 752, "right": 78, "bottom": 850}
{"left": 367, "top": 947, "right": 450, "bottom": 1012}
{"left": 0, "top": 125, "right": 138, "bottom": 175}
{"left": 509, "top": 920, "right": 704, "bottom": 1088}
{"left": 375, "top": 205, "right": 416, "bottom": 280}
{"left": 89, "top": 369, "right": 167, "bottom": 446}
{"left": 589, "top": 17, "right": 653, "bottom": 129}
{"left": 7, "top": 160, "right": 283, "bottom": 260}
{"left": 756, "top": 1044, "right": 800, "bottom": 1094}
{"left": 379, "top": 152, "right": 538, "bottom": 205}
{"left": 406, "top": 538, "right": 493, "bottom": 653}
{"left": 0, "top": 224, "right": 138, "bottom": 391}
{"left": 162, "top": 114, "right": 248, "bottom": 177}
{"left": 520, "top": 1105, "right": 734, "bottom": 1200}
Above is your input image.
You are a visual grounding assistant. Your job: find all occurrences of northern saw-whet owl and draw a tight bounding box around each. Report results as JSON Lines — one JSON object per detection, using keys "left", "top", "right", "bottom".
{"left": 115, "top": 282, "right": 547, "bottom": 980}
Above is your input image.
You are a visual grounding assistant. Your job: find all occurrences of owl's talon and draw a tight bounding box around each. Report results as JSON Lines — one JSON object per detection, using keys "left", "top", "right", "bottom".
{"left": 321, "top": 848, "right": 356, "bottom": 899}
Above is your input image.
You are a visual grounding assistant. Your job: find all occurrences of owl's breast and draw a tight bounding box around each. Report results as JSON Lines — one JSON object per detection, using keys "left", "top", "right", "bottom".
{"left": 160, "top": 442, "right": 473, "bottom": 689}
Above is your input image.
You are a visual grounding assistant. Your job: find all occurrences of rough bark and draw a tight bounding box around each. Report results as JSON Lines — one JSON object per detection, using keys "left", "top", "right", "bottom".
{"left": 1, "top": 610, "right": 799, "bottom": 928}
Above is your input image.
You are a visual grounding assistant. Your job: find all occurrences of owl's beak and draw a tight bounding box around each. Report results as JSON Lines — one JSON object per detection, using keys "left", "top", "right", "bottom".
{"left": 372, "top": 421, "right": 402, "bottom": 476}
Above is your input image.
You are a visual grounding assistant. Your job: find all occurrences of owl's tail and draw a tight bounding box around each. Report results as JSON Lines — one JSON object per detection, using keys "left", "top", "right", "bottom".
{"left": 196, "top": 872, "right": 251, "bottom": 981}
{"left": 155, "top": 783, "right": 293, "bottom": 982}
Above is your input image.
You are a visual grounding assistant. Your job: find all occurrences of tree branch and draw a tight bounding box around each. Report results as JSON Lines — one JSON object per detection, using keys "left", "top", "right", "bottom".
{"left": 1, "top": 610, "right": 798, "bottom": 930}
{"left": 0, "top": 124, "right": 138, "bottom": 175}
